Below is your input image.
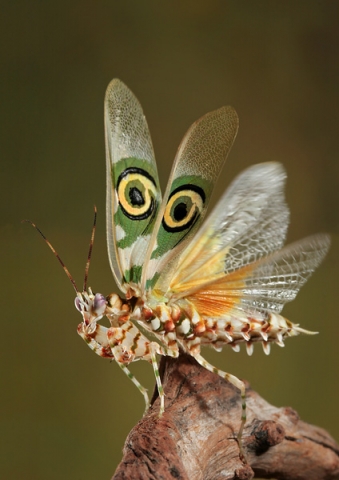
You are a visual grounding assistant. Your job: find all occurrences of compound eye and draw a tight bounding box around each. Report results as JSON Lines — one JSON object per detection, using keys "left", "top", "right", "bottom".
{"left": 163, "top": 185, "right": 205, "bottom": 232}
{"left": 93, "top": 293, "right": 107, "bottom": 315}
{"left": 117, "top": 167, "right": 158, "bottom": 220}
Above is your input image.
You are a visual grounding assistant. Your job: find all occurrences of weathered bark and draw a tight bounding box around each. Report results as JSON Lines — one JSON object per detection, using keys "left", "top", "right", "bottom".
{"left": 112, "top": 353, "right": 339, "bottom": 480}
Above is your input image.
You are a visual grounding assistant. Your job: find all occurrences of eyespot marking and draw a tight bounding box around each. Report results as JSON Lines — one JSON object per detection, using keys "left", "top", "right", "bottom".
{"left": 117, "top": 167, "right": 158, "bottom": 220}
{"left": 129, "top": 187, "right": 145, "bottom": 206}
{"left": 163, "top": 184, "right": 205, "bottom": 232}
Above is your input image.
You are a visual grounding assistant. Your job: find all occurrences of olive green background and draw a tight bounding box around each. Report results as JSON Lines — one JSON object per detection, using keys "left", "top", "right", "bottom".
{"left": 1, "top": 2, "right": 338, "bottom": 479}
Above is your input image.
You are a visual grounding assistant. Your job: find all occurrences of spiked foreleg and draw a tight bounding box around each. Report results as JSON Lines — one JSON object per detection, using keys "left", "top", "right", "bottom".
{"left": 77, "top": 323, "right": 114, "bottom": 358}
{"left": 78, "top": 322, "right": 151, "bottom": 413}
{"left": 193, "top": 353, "right": 247, "bottom": 460}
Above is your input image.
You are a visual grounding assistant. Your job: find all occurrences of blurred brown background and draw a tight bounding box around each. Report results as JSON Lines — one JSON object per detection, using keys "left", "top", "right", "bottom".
{"left": 1, "top": 2, "right": 338, "bottom": 479}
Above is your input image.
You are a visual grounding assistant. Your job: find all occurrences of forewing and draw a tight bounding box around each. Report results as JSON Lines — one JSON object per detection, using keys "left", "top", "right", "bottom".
{"left": 185, "top": 234, "right": 330, "bottom": 320}
{"left": 170, "top": 163, "right": 289, "bottom": 294}
{"left": 141, "top": 106, "right": 239, "bottom": 294}
{"left": 105, "top": 79, "right": 161, "bottom": 291}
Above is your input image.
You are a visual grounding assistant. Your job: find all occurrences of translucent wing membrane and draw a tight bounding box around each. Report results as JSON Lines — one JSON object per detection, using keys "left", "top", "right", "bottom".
{"left": 185, "top": 234, "right": 330, "bottom": 320}
{"left": 170, "top": 163, "right": 289, "bottom": 295}
{"left": 105, "top": 79, "right": 161, "bottom": 291}
{"left": 142, "top": 106, "right": 239, "bottom": 294}
{"left": 234, "top": 234, "right": 331, "bottom": 315}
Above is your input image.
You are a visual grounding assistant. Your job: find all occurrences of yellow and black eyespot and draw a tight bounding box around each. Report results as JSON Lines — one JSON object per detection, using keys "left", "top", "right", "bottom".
{"left": 117, "top": 167, "right": 158, "bottom": 220}
{"left": 163, "top": 184, "right": 205, "bottom": 232}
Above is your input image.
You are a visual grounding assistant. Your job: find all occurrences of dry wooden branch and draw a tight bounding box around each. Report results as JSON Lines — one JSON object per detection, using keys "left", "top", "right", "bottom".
{"left": 112, "top": 354, "right": 339, "bottom": 480}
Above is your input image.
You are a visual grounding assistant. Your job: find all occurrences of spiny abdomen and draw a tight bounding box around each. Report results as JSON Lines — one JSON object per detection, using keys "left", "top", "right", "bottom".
{"left": 138, "top": 300, "right": 315, "bottom": 356}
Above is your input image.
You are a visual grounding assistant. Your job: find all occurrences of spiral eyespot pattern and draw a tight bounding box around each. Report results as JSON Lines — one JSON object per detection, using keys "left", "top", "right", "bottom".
{"left": 117, "top": 167, "right": 158, "bottom": 220}
{"left": 163, "top": 184, "right": 205, "bottom": 232}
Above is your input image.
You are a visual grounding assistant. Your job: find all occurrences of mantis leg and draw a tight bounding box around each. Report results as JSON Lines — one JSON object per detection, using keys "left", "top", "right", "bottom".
{"left": 116, "top": 361, "right": 150, "bottom": 415}
{"left": 150, "top": 351, "right": 165, "bottom": 416}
